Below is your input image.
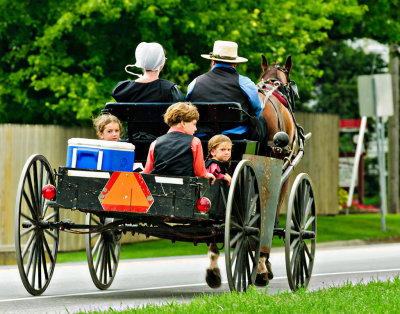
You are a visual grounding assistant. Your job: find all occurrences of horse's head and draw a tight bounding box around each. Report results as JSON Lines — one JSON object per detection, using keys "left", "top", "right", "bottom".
{"left": 259, "top": 55, "right": 292, "bottom": 86}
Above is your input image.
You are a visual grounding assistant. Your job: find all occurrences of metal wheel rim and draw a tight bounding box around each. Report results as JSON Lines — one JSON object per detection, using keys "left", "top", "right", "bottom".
{"left": 14, "top": 154, "right": 59, "bottom": 296}
{"left": 285, "top": 173, "right": 316, "bottom": 291}
{"left": 225, "top": 160, "right": 261, "bottom": 292}
{"left": 85, "top": 213, "right": 121, "bottom": 290}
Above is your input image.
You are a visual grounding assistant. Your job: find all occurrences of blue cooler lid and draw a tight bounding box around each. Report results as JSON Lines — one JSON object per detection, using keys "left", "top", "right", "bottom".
{"left": 68, "top": 138, "right": 135, "bottom": 151}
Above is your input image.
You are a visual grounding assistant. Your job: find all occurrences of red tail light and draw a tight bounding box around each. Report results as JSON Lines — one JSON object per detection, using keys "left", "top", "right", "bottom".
{"left": 42, "top": 184, "right": 56, "bottom": 200}
{"left": 196, "top": 197, "right": 211, "bottom": 213}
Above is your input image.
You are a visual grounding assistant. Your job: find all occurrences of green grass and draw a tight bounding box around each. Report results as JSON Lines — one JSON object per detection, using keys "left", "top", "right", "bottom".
{"left": 78, "top": 277, "right": 400, "bottom": 313}
{"left": 57, "top": 213, "right": 400, "bottom": 263}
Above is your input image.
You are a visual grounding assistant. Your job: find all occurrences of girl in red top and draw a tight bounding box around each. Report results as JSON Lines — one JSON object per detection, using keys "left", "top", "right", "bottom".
{"left": 143, "top": 102, "right": 215, "bottom": 183}
{"left": 205, "top": 134, "right": 232, "bottom": 186}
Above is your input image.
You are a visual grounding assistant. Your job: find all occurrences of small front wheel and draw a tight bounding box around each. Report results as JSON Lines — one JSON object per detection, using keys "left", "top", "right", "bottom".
{"left": 86, "top": 213, "right": 121, "bottom": 290}
{"left": 285, "top": 173, "right": 316, "bottom": 291}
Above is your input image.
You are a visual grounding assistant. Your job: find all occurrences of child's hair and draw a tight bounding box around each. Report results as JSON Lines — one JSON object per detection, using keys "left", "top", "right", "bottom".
{"left": 93, "top": 113, "right": 122, "bottom": 134}
{"left": 208, "top": 134, "right": 232, "bottom": 154}
{"left": 163, "top": 102, "right": 200, "bottom": 127}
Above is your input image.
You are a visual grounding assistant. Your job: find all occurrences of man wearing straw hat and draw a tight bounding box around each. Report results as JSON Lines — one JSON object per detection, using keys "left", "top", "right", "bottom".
{"left": 186, "top": 40, "right": 268, "bottom": 153}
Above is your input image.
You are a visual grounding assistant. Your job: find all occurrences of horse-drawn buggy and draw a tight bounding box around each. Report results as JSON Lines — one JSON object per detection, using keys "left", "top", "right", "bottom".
{"left": 14, "top": 58, "right": 317, "bottom": 296}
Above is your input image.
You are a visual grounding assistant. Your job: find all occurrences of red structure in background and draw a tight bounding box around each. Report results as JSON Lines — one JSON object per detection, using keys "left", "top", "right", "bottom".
{"left": 339, "top": 119, "right": 366, "bottom": 204}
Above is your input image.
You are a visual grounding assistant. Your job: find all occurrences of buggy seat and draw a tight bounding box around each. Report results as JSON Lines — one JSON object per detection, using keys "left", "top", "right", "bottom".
{"left": 102, "top": 102, "right": 259, "bottom": 164}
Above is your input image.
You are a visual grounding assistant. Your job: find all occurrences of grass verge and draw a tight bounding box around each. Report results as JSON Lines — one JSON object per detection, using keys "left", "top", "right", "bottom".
{"left": 57, "top": 213, "right": 400, "bottom": 263}
{"left": 78, "top": 277, "right": 400, "bottom": 313}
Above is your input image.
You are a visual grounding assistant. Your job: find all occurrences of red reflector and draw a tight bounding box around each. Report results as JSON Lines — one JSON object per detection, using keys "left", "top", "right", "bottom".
{"left": 196, "top": 197, "right": 211, "bottom": 213}
{"left": 42, "top": 184, "right": 56, "bottom": 200}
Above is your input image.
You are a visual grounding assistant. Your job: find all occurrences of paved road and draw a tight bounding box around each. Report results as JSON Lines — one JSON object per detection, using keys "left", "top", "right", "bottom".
{"left": 0, "top": 243, "right": 399, "bottom": 313}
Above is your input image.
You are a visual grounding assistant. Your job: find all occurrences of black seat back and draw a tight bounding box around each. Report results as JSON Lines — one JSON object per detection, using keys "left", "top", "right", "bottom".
{"left": 102, "top": 102, "right": 254, "bottom": 164}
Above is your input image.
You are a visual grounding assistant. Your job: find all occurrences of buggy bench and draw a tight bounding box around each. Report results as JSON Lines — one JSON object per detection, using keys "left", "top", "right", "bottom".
{"left": 102, "top": 102, "right": 259, "bottom": 163}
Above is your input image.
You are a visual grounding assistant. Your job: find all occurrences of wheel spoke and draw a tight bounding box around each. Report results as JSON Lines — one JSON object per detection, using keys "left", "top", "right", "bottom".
{"left": 247, "top": 195, "right": 259, "bottom": 223}
{"left": 26, "top": 171, "right": 38, "bottom": 215}
{"left": 94, "top": 241, "right": 104, "bottom": 272}
{"left": 232, "top": 198, "right": 244, "bottom": 224}
{"left": 107, "top": 245, "right": 113, "bottom": 278}
{"left": 37, "top": 242, "right": 43, "bottom": 290}
{"left": 22, "top": 232, "right": 36, "bottom": 259}
{"left": 290, "top": 243, "right": 300, "bottom": 271}
{"left": 22, "top": 191, "right": 37, "bottom": 220}
{"left": 247, "top": 244, "right": 255, "bottom": 264}
{"left": 302, "top": 183, "right": 310, "bottom": 213}
{"left": 38, "top": 163, "right": 44, "bottom": 211}
{"left": 293, "top": 195, "right": 302, "bottom": 229}
{"left": 231, "top": 237, "right": 243, "bottom": 266}
{"left": 230, "top": 220, "right": 242, "bottom": 229}
{"left": 43, "top": 235, "right": 55, "bottom": 265}
{"left": 33, "top": 162, "right": 40, "bottom": 213}
{"left": 91, "top": 235, "right": 102, "bottom": 256}
{"left": 247, "top": 213, "right": 260, "bottom": 228}
{"left": 302, "top": 197, "right": 313, "bottom": 226}
{"left": 304, "top": 241, "right": 312, "bottom": 261}
{"left": 20, "top": 226, "right": 35, "bottom": 238}
{"left": 249, "top": 234, "right": 260, "bottom": 243}
{"left": 43, "top": 211, "right": 58, "bottom": 221}
{"left": 230, "top": 231, "right": 243, "bottom": 248}
{"left": 21, "top": 212, "right": 35, "bottom": 225}
{"left": 302, "top": 249, "right": 310, "bottom": 279}
{"left": 304, "top": 215, "right": 315, "bottom": 230}
{"left": 290, "top": 237, "right": 299, "bottom": 252}
{"left": 25, "top": 237, "right": 37, "bottom": 276}
{"left": 44, "top": 229, "right": 57, "bottom": 240}
{"left": 234, "top": 250, "right": 242, "bottom": 291}
{"left": 41, "top": 244, "right": 49, "bottom": 281}
{"left": 245, "top": 173, "right": 255, "bottom": 221}
{"left": 31, "top": 241, "right": 38, "bottom": 289}
{"left": 110, "top": 244, "right": 118, "bottom": 264}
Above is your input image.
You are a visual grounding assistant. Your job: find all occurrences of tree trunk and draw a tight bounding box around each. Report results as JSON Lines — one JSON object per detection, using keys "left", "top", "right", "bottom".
{"left": 388, "top": 43, "right": 399, "bottom": 213}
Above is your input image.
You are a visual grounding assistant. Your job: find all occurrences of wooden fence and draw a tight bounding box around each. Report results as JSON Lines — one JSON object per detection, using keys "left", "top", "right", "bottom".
{"left": 0, "top": 113, "right": 338, "bottom": 262}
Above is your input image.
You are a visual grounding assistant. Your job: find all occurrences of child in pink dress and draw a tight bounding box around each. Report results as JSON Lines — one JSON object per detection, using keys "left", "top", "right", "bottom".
{"left": 205, "top": 134, "right": 232, "bottom": 186}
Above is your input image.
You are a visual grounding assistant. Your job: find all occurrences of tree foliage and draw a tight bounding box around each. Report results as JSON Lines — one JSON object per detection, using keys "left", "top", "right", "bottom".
{"left": 0, "top": 0, "right": 364, "bottom": 125}
{"left": 313, "top": 40, "right": 387, "bottom": 118}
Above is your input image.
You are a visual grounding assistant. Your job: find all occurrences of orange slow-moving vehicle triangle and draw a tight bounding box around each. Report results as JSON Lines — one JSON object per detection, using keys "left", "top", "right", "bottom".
{"left": 99, "top": 172, "right": 153, "bottom": 213}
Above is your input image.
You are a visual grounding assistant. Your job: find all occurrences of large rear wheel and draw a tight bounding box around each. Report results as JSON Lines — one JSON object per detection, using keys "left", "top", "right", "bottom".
{"left": 225, "top": 160, "right": 261, "bottom": 292}
{"left": 285, "top": 173, "right": 316, "bottom": 291}
{"left": 15, "top": 154, "right": 59, "bottom": 296}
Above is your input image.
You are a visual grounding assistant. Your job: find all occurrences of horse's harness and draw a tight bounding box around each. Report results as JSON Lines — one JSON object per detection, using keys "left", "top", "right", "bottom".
{"left": 257, "top": 65, "right": 304, "bottom": 140}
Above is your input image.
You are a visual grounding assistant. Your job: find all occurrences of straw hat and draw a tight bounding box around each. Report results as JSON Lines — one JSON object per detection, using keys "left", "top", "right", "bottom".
{"left": 201, "top": 40, "right": 248, "bottom": 63}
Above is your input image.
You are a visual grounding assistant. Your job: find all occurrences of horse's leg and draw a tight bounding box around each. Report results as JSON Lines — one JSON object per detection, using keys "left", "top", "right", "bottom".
{"left": 255, "top": 247, "right": 271, "bottom": 286}
{"left": 205, "top": 242, "right": 221, "bottom": 288}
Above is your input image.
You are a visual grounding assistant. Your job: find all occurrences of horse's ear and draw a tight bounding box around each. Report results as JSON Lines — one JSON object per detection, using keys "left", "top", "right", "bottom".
{"left": 285, "top": 56, "right": 292, "bottom": 74}
{"left": 261, "top": 54, "right": 269, "bottom": 71}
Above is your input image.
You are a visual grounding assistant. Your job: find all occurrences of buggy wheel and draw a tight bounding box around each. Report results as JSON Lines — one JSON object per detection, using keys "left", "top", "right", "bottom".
{"left": 225, "top": 160, "right": 261, "bottom": 292}
{"left": 15, "top": 154, "right": 59, "bottom": 296}
{"left": 285, "top": 173, "right": 316, "bottom": 291}
{"left": 86, "top": 213, "right": 121, "bottom": 290}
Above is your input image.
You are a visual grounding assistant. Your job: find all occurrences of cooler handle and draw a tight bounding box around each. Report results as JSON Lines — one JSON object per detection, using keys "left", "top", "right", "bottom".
{"left": 97, "top": 151, "right": 103, "bottom": 170}
{"left": 71, "top": 148, "right": 103, "bottom": 170}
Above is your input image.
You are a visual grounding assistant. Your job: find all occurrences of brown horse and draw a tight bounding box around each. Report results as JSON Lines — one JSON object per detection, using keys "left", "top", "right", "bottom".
{"left": 255, "top": 55, "right": 299, "bottom": 285}
{"left": 204, "top": 55, "right": 300, "bottom": 289}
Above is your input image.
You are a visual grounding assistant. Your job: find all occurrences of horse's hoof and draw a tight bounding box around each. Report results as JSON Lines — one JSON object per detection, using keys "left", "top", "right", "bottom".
{"left": 266, "top": 261, "right": 274, "bottom": 280}
{"left": 255, "top": 272, "right": 269, "bottom": 286}
{"left": 206, "top": 268, "right": 221, "bottom": 288}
